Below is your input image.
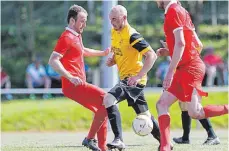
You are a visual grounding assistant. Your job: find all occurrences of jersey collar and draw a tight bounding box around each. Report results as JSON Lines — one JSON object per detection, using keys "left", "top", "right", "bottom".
{"left": 164, "top": 0, "right": 177, "bottom": 14}
{"left": 65, "top": 27, "right": 79, "bottom": 36}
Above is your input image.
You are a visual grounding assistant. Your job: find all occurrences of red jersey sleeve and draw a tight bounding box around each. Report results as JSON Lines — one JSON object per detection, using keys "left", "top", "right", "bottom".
{"left": 54, "top": 36, "right": 71, "bottom": 56}
{"left": 166, "top": 8, "right": 184, "bottom": 33}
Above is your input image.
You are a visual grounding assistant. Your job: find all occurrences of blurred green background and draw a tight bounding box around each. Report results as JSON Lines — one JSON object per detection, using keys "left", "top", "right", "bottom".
{"left": 1, "top": 92, "right": 228, "bottom": 131}
{"left": 1, "top": 1, "right": 228, "bottom": 88}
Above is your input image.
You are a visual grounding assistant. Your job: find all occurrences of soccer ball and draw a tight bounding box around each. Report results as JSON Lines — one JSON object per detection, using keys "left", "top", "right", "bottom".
{"left": 132, "top": 114, "right": 154, "bottom": 136}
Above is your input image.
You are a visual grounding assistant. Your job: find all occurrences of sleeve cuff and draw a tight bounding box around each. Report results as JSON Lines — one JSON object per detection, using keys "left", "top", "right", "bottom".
{"left": 173, "top": 27, "right": 183, "bottom": 34}
{"left": 140, "top": 46, "right": 151, "bottom": 55}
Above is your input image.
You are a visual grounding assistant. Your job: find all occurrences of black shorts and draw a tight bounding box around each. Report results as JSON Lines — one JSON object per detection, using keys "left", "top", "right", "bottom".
{"left": 108, "top": 78, "right": 148, "bottom": 113}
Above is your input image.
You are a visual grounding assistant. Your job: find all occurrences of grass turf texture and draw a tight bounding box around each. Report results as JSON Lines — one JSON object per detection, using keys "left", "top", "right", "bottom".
{"left": 1, "top": 92, "right": 228, "bottom": 131}
{"left": 1, "top": 130, "right": 228, "bottom": 151}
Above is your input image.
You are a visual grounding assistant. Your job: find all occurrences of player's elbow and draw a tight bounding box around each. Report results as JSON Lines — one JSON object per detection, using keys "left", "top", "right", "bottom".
{"left": 177, "top": 40, "right": 185, "bottom": 48}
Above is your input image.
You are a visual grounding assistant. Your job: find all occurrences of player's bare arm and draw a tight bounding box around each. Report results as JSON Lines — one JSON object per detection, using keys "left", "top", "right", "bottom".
{"left": 83, "top": 47, "right": 111, "bottom": 57}
{"left": 128, "top": 49, "right": 157, "bottom": 86}
{"left": 48, "top": 52, "right": 83, "bottom": 86}
{"left": 163, "top": 29, "right": 185, "bottom": 90}
{"left": 106, "top": 54, "right": 116, "bottom": 67}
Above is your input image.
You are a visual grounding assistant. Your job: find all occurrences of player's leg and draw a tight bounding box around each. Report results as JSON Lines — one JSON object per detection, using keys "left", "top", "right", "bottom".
{"left": 173, "top": 102, "right": 191, "bottom": 144}
{"left": 96, "top": 110, "right": 108, "bottom": 151}
{"left": 187, "top": 88, "right": 228, "bottom": 119}
{"left": 103, "top": 84, "right": 126, "bottom": 150}
{"left": 82, "top": 83, "right": 108, "bottom": 151}
{"left": 63, "top": 84, "right": 107, "bottom": 151}
{"left": 174, "top": 100, "right": 220, "bottom": 145}
{"left": 156, "top": 91, "right": 177, "bottom": 151}
{"left": 200, "top": 118, "right": 220, "bottom": 145}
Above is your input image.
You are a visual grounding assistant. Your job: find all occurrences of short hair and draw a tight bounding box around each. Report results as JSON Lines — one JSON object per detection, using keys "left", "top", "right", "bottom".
{"left": 67, "top": 4, "right": 88, "bottom": 24}
{"left": 110, "top": 5, "right": 127, "bottom": 17}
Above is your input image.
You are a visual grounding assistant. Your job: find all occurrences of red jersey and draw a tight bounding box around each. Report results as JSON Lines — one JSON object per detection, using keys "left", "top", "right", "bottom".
{"left": 1, "top": 71, "right": 7, "bottom": 81}
{"left": 164, "top": 2, "right": 201, "bottom": 66}
{"left": 54, "top": 27, "right": 86, "bottom": 89}
{"left": 203, "top": 54, "right": 223, "bottom": 66}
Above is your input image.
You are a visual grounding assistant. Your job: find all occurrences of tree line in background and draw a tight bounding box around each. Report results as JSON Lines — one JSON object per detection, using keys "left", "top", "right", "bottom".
{"left": 1, "top": 1, "right": 228, "bottom": 87}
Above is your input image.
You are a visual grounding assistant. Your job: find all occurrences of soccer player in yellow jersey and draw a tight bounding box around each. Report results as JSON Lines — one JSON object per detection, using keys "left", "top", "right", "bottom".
{"left": 103, "top": 5, "right": 170, "bottom": 151}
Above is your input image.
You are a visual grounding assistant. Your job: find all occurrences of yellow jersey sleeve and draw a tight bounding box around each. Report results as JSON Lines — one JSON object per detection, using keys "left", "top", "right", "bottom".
{"left": 129, "top": 33, "right": 151, "bottom": 54}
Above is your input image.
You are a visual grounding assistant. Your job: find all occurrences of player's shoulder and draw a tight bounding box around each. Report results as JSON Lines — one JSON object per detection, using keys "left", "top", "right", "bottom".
{"left": 167, "top": 3, "right": 186, "bottom": 16}
{"left": 126, "top": 25, "right": 139, "bottom": 36}
{"left": 59, "top": 30, "right": 75, "bottom": 41}
{"left": 127, "top": 26, "right": 143, "bottom": 43}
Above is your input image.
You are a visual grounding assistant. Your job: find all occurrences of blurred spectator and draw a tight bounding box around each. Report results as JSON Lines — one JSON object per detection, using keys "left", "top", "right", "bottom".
{"left": 26, "top": 56, "right": 51, "bottom": 99}
{"left": 155, "top": 57, "right": 171, "bottom": 87}
{"left": 1, "top": 67, "right": 13, "bottom": 100}
{"left": 203, "top": 47, "right": 225, "bottom": 86}
{"left": 223, "top": 59, "right": 228, "bottom": 85}
{"left": 85, "top": 64, "right": 92, "bottom": 83}
{"left": 46, "top": 64, "right": 61, "bottom": 88}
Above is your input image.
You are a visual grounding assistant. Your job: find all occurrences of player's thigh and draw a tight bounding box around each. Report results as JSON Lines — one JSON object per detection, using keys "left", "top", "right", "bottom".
{"left": 63, "top": 84, "right": 105, "bottom": 112}
{"left": 156, "top": 91, "right": 177, "bottom": 115}
{"left": 104, "top": 83, "right": 126, "bottom": 108}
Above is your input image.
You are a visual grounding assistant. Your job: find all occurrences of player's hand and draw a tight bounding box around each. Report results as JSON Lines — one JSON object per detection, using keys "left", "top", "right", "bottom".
{"left": 103, "top": 47, "right": 111, "bottom": 56}
{"left": 106, "top": 54, "right": 116, "bottom": 67}
{"left": 156, "top": 48, "right": 170, "bottom": 57}
{"left": 163, "top": 71, "right": 174, "bottom": 90}
{"left": 127, "top": 75, "right": 141, "bottom": 86}
{"left": 68, "top": 76, "right": 83, "bottom": 86}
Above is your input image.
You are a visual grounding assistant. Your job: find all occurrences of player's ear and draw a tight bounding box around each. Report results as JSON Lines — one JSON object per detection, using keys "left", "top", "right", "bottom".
{"left": 70, "top": 17, "right": 76, "bottom": 24}
{"left": 122, "top": 15, "right": 127, "bottom": 21}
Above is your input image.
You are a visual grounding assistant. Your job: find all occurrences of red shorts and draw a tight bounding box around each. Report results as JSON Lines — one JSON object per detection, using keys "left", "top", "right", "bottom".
{"left": 62, "top": 79, "right": 105, "bottom": 113}
{"left": 168, "top": 58, "right": 208, "bottom": 102}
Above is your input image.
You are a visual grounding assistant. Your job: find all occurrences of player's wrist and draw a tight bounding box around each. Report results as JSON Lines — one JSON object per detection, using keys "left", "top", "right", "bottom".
{"left": 137, "top": 73, "right": 145, "bottom": 79}
{"left": 66, "top": 73, "right": 73, "bottom": 80}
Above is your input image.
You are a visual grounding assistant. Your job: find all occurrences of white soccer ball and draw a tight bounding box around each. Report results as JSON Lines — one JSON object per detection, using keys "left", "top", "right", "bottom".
{"left": 132, "top": 114, "right": 154, "bottom": 136}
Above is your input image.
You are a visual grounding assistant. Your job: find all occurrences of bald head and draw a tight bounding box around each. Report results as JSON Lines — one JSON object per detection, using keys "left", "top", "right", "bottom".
{"left": 109, "top": 5, "right": 128, "bottom": 31}
{"left": 110, "top": 5, "right": 127, "bottom": 17}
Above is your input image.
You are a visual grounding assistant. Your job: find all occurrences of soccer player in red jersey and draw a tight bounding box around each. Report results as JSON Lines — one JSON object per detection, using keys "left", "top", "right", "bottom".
{"left": 48, "top": 5, "right": 110, "bottom": 151}
{"left": 155, "top": 1, "right": 228, "bottom": 151}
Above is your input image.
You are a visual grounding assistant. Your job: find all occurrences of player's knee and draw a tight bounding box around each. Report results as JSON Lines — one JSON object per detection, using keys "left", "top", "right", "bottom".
{"left": 138, "top": 110, "right": 151, "bottom": 118}
{"left": 188, "top": 109, "right": 200, "bottom": 119}
{"left": 103, "top": 93, "right": 117, "bottom": 108}
{"left": 188, "top": 111, "right": 198, "bottom": 119}
{"left": 179, "top": 102, "right": 188, "bottom": 111}
{"left": 156, "top": 99, "right": 168, "bottom": 113}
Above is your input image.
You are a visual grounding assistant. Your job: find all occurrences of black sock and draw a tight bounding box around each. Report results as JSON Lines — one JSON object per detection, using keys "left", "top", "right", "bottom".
{"left": 151, "top": 116, "right": 160, "bottom": 143}
{"left": 199, "top": 118, "right": 216, "bottom": 138}
{"left": 106, "top": 105, "right": 123, "bottom": 141}
{"left": 181, "top": 111, "right": 191, "bottom": 140}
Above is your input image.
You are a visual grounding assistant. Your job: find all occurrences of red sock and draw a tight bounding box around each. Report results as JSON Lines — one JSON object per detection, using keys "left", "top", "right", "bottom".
{"left": 87, "top": 107, "right": 107, "bottom": 139}
{"left": 204, "top": 105, "right": 228, "bottom": 118}
{"left": 159, "top": 114, "right": 171, "bottom": 151}
{"left": 97, "top": 117, "right": 108, "bottom": 151}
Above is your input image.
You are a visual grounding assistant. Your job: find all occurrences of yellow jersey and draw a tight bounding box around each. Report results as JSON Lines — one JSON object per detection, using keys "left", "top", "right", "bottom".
{"left": 111, "top": 24, "right": 152, "bottom": 85}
